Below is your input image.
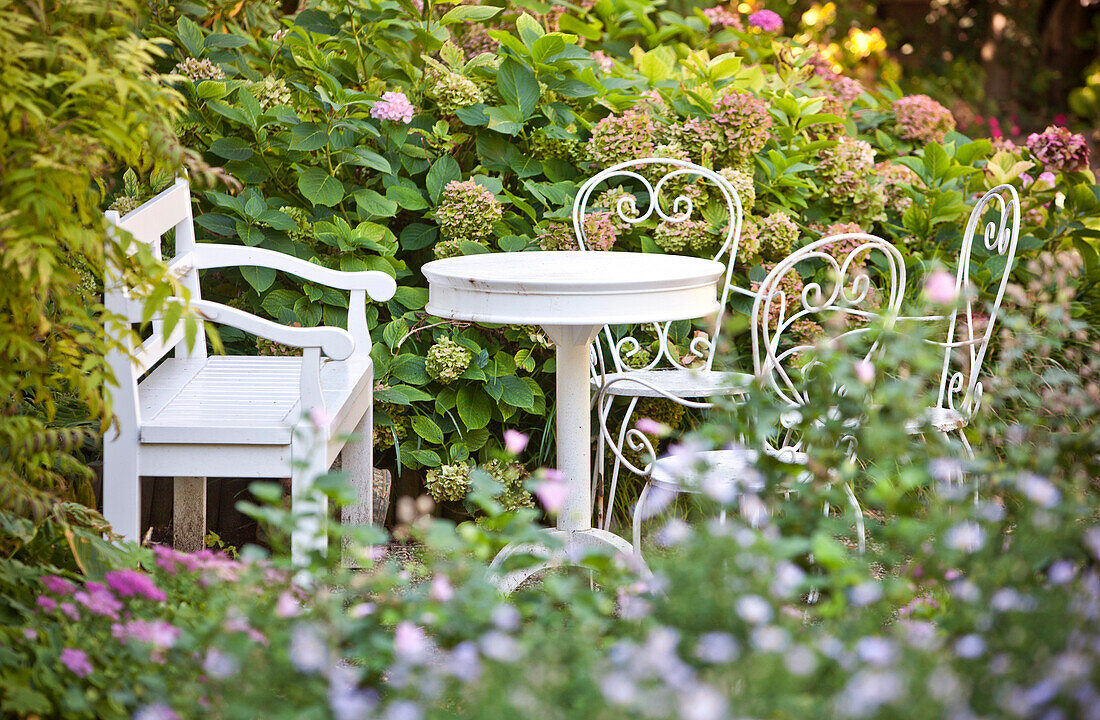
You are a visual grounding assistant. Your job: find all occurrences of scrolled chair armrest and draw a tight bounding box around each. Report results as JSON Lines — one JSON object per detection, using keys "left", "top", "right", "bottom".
{"left": 188, "top": 299, "right": 355, "bottom": 360}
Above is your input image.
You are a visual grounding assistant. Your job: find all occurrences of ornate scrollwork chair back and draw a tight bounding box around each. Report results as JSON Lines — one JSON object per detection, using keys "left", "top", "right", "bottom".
{"left": 933, "top": 184, "right": 1020, "bottom": 427}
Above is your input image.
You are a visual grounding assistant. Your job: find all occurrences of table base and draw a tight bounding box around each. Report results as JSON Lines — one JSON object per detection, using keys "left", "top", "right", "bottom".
{"left": 488, "top": 528, "right": 636, "bottom": 594}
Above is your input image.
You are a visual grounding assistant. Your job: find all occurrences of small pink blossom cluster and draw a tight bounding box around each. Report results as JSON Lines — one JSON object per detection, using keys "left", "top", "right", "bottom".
{"left": 588, "top": 111, "right": 660, "bottom": 165}
{"left": 702, "top": 5, "right": 743, "bottom": 31}
{"left": 747, "top": 9, "right": 782, "bottom": 32}
{"left": 817, "top": 222, "right": 869, "bottom": 270}
{"left": 892, "top": 94, "right": 956, "bottom": 145}
{"left": 654, "top": 217, "right": 712, "bottom": 254}
{"left": 370, "top": 91, "right": 415, "bottom": 124}
{"left": 590, "top": 50, "right": 615, "bottom": 74}
{"left": 106, "top": 569, "right": 168, "bottom": 602}
{"left": 153, "top": 544, "right": 242, "bottom": 583}
{"left": 1026, "top": 125, "right": 1090, "bottom": 174}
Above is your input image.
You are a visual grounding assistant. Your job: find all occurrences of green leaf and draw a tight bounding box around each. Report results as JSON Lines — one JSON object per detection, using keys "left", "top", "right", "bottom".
{"left": 454, "top": 104, "right": 490, "bottom": 126}
{"left": 340, "top": 147, "right": 391, "bottom": 173}
{"left": 195, "top": 213, "right": 237, "bottom": 236}
{"left": 426, "top": 156, "right": 462, "bottom": 204}
{"left": 205, "top": 33, "right": 250, "bottom": 48}
{"left": 290, "top": 123, "right": 330, "bottom": 151}
{"left": 386, "top": 185, "right": 429, "bottom": 211}
{"left": 354, "top": 188, "right": 398, "bottom": 218}
{"left": 497, "top": 58, "right": 539, "bottom": 118}
{"left": 411, "top": 415, "right": 444, "bottom": 444}
{"left": 440, "top": 5, "right": 502, "bottom": 24}
{"left": 241, "top": 265, "right": 276, "bottom": 292}
{"left": 176, "top": 16, "right": 205, "bottom": 58}
{"left": 531, "top": 35, "right": 566, "bottom": 63}
{"left": 477, "top": 131, "right": 519, "bottom": 171}
{"left": 457, "top": 385, "right": 492, "bottom": 430}
{"left": 923, "top": 142, "right": 950, "bottom": 181}
{"left": 391, "top": 354, "right": 430, "bottom": 384}
{"left": 399, "top": 223, "right": 438, "bottom": 251}
{"left": 295, "top": 8, "right": 340, "bottom": 35}
{"left": 394, "top": 286, "right": 428, "bottom": 309}
{"left": 515, "top": 13, "right": 545, "bottom": 46}
{"left": 484, "top": 106, "right": 524, "bottom": 135}
{"left": 500, "top": 375, "right": 535, "bottom": 410}
{"left": 298, "top": 168, "right": 344, "bottom": 206}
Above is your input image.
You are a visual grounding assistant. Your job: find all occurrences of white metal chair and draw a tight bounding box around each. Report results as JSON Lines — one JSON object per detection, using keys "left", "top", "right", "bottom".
{"left": 575, "top": 158, "right": 752, "bottom": 531}
{"left": 607, "top": 233, "right": 907, "bottom": 555}
{"left": 102, "top": 178, "right": 396, "bottom": 560}
{"left": 904, "top": 184, "right": 1021, "bottom": 455}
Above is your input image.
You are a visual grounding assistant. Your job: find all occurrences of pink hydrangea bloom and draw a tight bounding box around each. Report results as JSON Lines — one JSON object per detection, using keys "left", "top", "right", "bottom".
{"left": 703, "top": 5, "right": 743, "bottom": 30}
{"left": 61, "top": 648, "right": 93, "bottom": 678}
{"left": 370, "top": 91, "right": 415, "bottom": 124}
{"left": 712, "top": 91, "right": 773, "bottom": 157}
{"left": 41, "top": 575, "right": 75, "bottom": 595}
{"left": 892, "top": 94, "right": 956, "bottom": 145}
{"left": 747, "top": 9, "right": 782, "bottom": 32}
{"left": 588, "top": 111, "right": 659, "bottom": 166}
{"left": 105, "top": 569, "right": 167, "bottom": 602}
{"left": 854, "top": 360, "right": 875, "bottom": 384}
{"left": 1026, "top": 125, "right": 1089, "bottom": 173}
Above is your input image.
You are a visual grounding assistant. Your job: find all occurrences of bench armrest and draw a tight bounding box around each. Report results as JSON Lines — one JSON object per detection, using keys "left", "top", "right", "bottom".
{"left": 193, "top": 244, "right": 397, "bottom": 299}
{"left": 189, "top": 300, "right": 354, "bottom": 360}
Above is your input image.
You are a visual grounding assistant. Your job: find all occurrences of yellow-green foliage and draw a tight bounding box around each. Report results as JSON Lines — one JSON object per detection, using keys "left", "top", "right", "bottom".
{"left": 0, "top": 0, "right": 204, "bottom": 517}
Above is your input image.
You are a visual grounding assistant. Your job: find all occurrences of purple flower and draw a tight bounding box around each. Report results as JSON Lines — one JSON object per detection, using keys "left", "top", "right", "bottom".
{"left": 1026, "top": 125, "right": 1089, "bottom": 173}
{"left": 36, "top": 595, "right": 58, "bottom": 612}
{"left": 370, "top": 91, "right": 415, "bottom": 124}
{"left": 393, "top": 621, "right": 431, "bottom": 663}
{"left": 533, "top": 469, "right": 569, "bottom": 513}
{"left": 429, "top": 575, "right": 454, "bottom": 603}
{"left": 503, "top": 429, "right": 528, "bottom": 455}
{"left": 276, "top": 591, "right": 301, "bottom": 618}
{"left": 892, "top": 94, "right": 956, "bottom": 145}
{"left": 635, "top": 418, "right": 667, "bottom": 436}
{"left": 747, "top": 9, "right": 782, "bottom": 32}
{"left": 60, "top": 648, "right": 93, "bottom": 678}
{"left": 105, "top": 569, "right": 167, "bottom": 602}
{"left": 114, "top": 619, "right": 180, "bottom": 649}
{"left": 59, "top": 602, "right": 79, "bottom": 620}
{"left": 41, "top": 575, "right": 75, "bottom": 595}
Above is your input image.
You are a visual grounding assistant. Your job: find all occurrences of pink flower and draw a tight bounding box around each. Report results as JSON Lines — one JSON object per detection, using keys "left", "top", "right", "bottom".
{"left": 59, "top": 602, "right": 79, "bottom": 620}
{"left": 60, "top": 648, "right": 93, "bottom": 678}
{"left": 1034, "top": 171, "right": 1056, "bottom": 191}
{"left": 892, "top": 94, "right": 955, "bottom": 145}
{"left": 370, "top": 91, "right": 415, "bottom": 124}
{"left": 635, "top": 418, "right": 668, "bottom": 436}
{"left": 308, "top": 406, "right": 329, "bottom": 429}
{"left": 134, "top": 703, "right": 180, "bottom": 720}
{"left": 114, "top": 619, "right": 180, "bottom": 649}
{"left": 1026, "top": 125, "right": 1089, "bottom": 173}
{"left": 1019, "top": 172, "right": 1033, "bottom": 187}
{"left": 394, "top": 621, "right": 431, "bottom": 663}
{"left": 923, "top": 269, "right": 957, "bottom": 304}
{"left": 430, "top": 575, "right": 455, "bottom": 603}
{"left": 23, "top": 628, "right": 36, "bottom": 641}
{"left": 503, "top": 429, "right": 528, "bottom": 455}
{"left": 854, "top": 359, "right": 875, "bottom": 384}
{"left": 41, "top": 575, "right": 75, "bottom": 595}
{"left": 747, "top": 9, "right": 782, "bottom": 32}
{"left": 105, "top": 569, "right": 167, "bottom": 602}
{"left": 703, "top": 5, "right": 744, "bottom": 31}
{"left": 74, "top": 584, "right": 121, "bottom": 618}
{"left": 276, "top": 591, "right": 301, "bottom": 618}
{"left": 533, "top": 469, "right": 569, "bottom": 514}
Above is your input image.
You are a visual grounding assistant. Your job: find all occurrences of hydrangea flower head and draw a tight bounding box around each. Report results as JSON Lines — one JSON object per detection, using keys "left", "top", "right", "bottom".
{"left": 425, "top": 463, "right": 472, "bottom": 502}
{"left": 435, "top": 179, "right": 502, "bottom": 242}
{"left": 371, "top": 91, "right": 415, "bottom": 124}
{"left": 703, "top": 5, "right": 743, "bottom": 30}
{"left": 250, "top": 77, "right": 293, "bottom": 110}
{"left": 588, "top": 111, "right": 660, "bottom": 166}
{"left": 425, "top": 70, "right": 484, "bottom": 114}
{"left": 173, "top": 57, "right": 225, "bottom": 82}
{"left": 717, "top": 167, "right": 755, "bottom": 213}
{"left": 425, "top": 337, "right": 472, "bottom": 384}
{"left": 1026, "top": 125, "right": 1089, "bottom": 173}
{"left": 712, "top": 91, "right": 773, "bottom": 163}
{"left": 654, "top": 218, "right": 712, "bottom": 253}
{"left": 892, "top": 94, "right": 956, "bottom": 145}
{"left": 748, "top": 9, "right": 782, "bottom": 32}
{"left": 757, "top": 211, "right": 800, "bottom": 260}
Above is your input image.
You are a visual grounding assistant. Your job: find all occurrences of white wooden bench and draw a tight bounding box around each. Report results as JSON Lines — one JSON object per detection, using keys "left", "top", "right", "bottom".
{"left": 103, "top": 178, "right": 396, "bottom": 561}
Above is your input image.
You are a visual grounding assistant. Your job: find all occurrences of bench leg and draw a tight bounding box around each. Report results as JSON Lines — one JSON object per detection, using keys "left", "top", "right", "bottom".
{"left": 291, "top": 426, "right": 328, "bottom": 565}
{"left": 103, "top": 431, "right": 141, "bottom": 542}
{"left": 340, "top": 404, "right": 374, "bottom": 566}
{"left": 173, "top": 477, "right": 206, "bottom": 553}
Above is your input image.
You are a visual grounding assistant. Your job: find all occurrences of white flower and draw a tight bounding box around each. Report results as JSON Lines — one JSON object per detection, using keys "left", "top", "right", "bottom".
{"left": 656, "top": 518, "right": 692, "bottom": 547}
{"left": 784, "top": 644, "right": 819, "bottom": 676}
{"left": 479, "top": 631, "right": 521, "bottom": 662}
{"left": 1018, "top": 473, "right": 1060, "bottom": 508}
{"left": 736, "top": 595, "right": 772, "bottom": 625}
{"left": 290, "top": 623, "right": 329, "bottom": 673}
{"left": 856, "top": 637, "right": 896, "bottom": 666}
{"left": 946, "top": 521, "right": 985, "bottom": 552}
{"left": 491, "top": 604, "right": 520, "bottom": 631}
{"left": 849, "top": 581, "right": 883, "bottom": 607}
{"left": 679, "top": 683, "right": 727, "bottom": 720}
{"left": 954, "top": 634, "right": 985, "bottom": 658}
{"left": 695, "top": 632, "right": 739, "bottom": 663}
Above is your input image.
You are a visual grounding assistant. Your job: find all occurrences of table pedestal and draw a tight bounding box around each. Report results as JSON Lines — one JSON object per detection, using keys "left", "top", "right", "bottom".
{"left": 488, "top": 324, "right": 634, "bottom": 593}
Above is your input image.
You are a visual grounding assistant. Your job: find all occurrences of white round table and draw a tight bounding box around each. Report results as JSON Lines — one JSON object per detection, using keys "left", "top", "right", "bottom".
{"left": 423, "top": 251, "right": 723, "bottom": 591}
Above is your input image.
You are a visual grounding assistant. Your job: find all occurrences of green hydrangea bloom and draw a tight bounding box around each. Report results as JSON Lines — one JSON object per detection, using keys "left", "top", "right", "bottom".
{"left": 717, "top": 167, "right": 755, "bottom": 214}
{"left": 588, "top": 111, "right": 660, "bottom": 166}
{"left": 654, "top": 218, "right": 712, "bottom": 253}
{"left": 484, "top": 459, "right": 535, "bottom": 512}
{"left": 426, "top": 69, "right": 484, "bottom": 115}
{"left": 374, "top": 402, "right": 409, "bottom": 451}
{"left": 757, "top": 211, "right": 800, "bottom": 261}
{"left": 737, "top": 215, "right": 763, "bottom": 262}
{"left": 425, "top": 463, "right": 472, "bottom": 503}
{"left": 426, "top": 338, "right": 472, "bottom": 383}
{"left": 250, "top": 77, "right": 293, "bottom": 110}
{"left": 537, "top": 223, "right": 577, "bottom": 252}
{"left": 435, "top": 180, "right": 502, "bottom": 242}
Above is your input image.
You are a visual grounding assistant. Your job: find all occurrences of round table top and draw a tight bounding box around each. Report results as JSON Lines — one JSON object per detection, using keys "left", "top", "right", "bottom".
{"left": 423, "top": 251, "right": 723, "bottom": 326}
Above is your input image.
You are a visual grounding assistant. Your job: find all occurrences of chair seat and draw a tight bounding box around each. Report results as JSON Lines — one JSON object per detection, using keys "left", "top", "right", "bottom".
{"left": 905, "top": 407, "right": 967, "bottom": 433}
{"left": 593, "top": 369, "right": 753, "bottom": 399}
{"left": 138, "top": 355, "right": 373, "bottom": 445}
{"left": 649, "top": 447, "right": 806, "bottom": 493}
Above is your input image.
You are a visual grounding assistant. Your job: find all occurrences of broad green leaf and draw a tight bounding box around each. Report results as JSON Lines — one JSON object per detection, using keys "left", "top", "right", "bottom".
{"left": 440, "top": 5, "right": 502, "bottom": 24}
{"left": 457, "top": 385, "right": 492, "bottom": 430}
{"left": 176, "top": 16, "right": 205, "bottom": 57}
{"left": 515, "top": 13, "right": 545, "bottom": 46}
{"left": 399, "top": 223, "right": 438, "bottom": 251}
{"left": 354, "top": 188, "right": 398, "bottom": 218}
{"left": 298, "top": 168, "right": 344, "bottom": 206}
{"left": 386, "top": 185, "right": 429, "bottom": 211}
{"left": 411, "top": 415, "right": 444, "bottom": 444}
{"left": 497, "top": 58, "right": 539, "bottom": 118}
{"left": 205, "top": 33, "right": 250, "bottom": 48}
{"left": 289, "top": 123, "right": 330, "bottom": 151}
{"left": 241, "top": 265, "right": 276, "bottom": 292}
{"left": 500, "top": 375, "right": 535, "bottom": 410}
{"left": 426, "top": 156, "right": 462, "bottom": 204}
{"left": 391, "top": 354, "right": 430, "bottom": 384}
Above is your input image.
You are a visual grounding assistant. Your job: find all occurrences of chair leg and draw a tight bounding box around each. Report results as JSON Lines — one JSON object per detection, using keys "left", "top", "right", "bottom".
{"left": 603, "top": 396, "right": 639, "bottom": 532}
{"left": 102, "top": 430, "right": 141, "bottom": 542}
{"left": 173, "top": 477, "right": 206, "bottom": 553}
{"left": 340, "top": 405, "right": 374, "bottom": 567}
{"left": 291, "top": 426, "right": 329, "bottom": 565}
{"left": 632, "top": 482, "right": 652, "bottom": 557}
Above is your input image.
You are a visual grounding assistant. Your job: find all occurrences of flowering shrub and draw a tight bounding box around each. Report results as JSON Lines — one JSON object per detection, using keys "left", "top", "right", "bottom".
{"left": 892, "top": 94, "right": 957, "bottom": 145}
{"left": 425, "top": 337, "right": 472, "bottom": 384}
{"left": 1025, "top": 125, "right": 1091, "bottom": 174}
